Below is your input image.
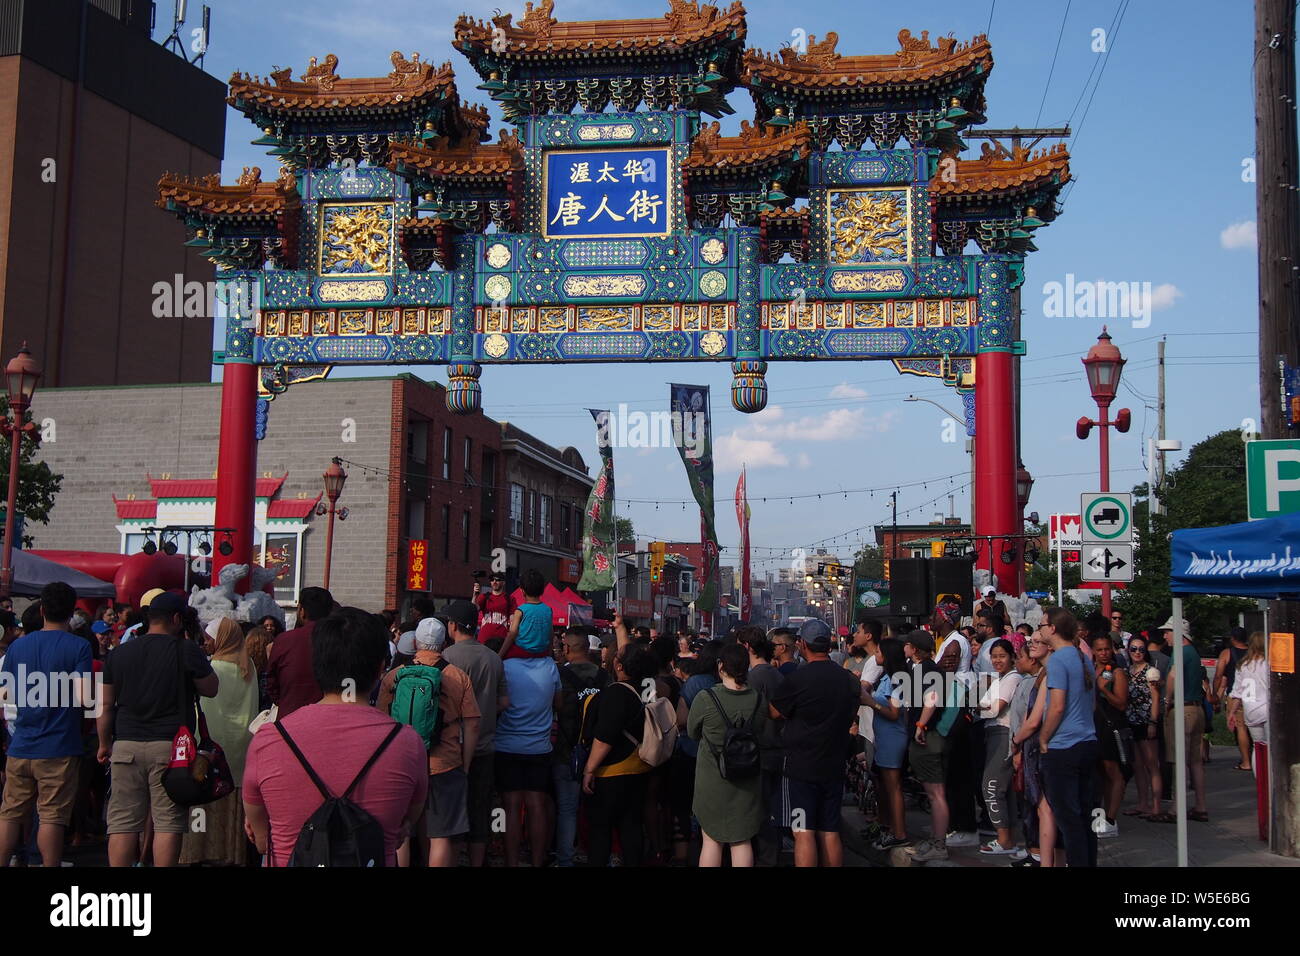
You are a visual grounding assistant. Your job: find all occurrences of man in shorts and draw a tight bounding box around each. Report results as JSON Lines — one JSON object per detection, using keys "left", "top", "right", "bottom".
{"left": 97, "top": 592, "right": 218, "bottom": 867}
{"left": 0, "top": 583, "right": 94, "bottom": 867}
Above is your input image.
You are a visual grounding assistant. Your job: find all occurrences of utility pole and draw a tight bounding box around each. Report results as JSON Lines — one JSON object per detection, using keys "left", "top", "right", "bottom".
{"left": 1156, "top": 337, "right": 1167, "bottom": 514}
{"left": 1255, "top": 0, "right": 1300, "bottom": 858}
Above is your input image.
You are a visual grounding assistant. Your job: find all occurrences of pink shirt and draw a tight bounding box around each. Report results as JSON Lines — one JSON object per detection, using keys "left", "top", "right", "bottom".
{"left": 243, "top": 703, "right": 428, "bottom": 867}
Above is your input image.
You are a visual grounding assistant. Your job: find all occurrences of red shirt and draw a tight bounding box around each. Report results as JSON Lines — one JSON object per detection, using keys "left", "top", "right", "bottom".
{"left": 474, "top": 591, "right": 515, "bottom": 643}
{"left": 243, "top": 703, "right": 427, "bottom": 867}
{"left": 267, "top": 622, "right": 321, "bottom": 719}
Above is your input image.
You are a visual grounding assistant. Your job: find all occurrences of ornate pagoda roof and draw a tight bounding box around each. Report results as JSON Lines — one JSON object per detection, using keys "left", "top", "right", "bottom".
{"left": 228, "top": 52, "right": 458, "bottom": 117}
{"left": 684, "top": 119, "right": 810, "bottom": 174}
{"left": 156, "top": 167, "right": 299, "bottom": 219}
{"left": 454, "top": 0, "right": 747, "bottom": 58}
{"left": 743, "top": 29, "right": 992, "bottom": 92}
{"left": 931, "top": 142, "right": 1070, "bottom": 201}
{"left": 389, "top": 129, "right": 524, "bottom": 182}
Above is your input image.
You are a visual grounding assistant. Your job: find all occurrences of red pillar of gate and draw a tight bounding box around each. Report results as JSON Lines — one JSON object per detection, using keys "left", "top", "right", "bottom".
{"left": 974, "top": 350, "right": 1021, "bottom": 596}
{"left": 213, "top": 362, "right": 258, "bottom": 591}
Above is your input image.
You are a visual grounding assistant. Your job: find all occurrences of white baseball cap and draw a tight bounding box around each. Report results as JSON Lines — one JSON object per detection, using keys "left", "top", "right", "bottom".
{"left": 415, "top": 616, "right": 448, "bottom": 650}
{"left": 983, "top": 586, "right": 996, "bottom": 597}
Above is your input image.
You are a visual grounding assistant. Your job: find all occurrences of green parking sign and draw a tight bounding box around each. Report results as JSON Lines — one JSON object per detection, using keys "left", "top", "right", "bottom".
{"left": 1246, "top": 439, "right": 1300, "bottom": 519}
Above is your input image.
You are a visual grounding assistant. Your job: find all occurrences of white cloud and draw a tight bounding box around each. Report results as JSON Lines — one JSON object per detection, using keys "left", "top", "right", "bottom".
{"left": 829, "top": 382, "right": 869, "bottom": 400}
{"left": 1149, "top": 283, "right": 1182, "bottom": 311}
{"left": 715, "top": 434, "right": 790, "bottom": 470}
{"left": 1220, "top": 220, "right": 1257, "bottom": 250}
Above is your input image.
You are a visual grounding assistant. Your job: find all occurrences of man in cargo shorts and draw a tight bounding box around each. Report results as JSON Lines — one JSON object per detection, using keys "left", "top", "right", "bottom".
{"left": 96, "top": 592, "right": 218, "bottom": 867}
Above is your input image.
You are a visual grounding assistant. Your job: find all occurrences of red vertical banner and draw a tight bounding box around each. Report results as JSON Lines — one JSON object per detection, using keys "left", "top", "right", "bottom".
{"left": 735, "top": 465, "right": 751, "bottom": 623}
{"left": 406, "top": 539, "right": 430, "bottom": 592}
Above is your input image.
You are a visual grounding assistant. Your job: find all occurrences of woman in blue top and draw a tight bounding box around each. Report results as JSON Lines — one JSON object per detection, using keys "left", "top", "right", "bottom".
{"left": 861, "top": 637, "right": 908, "bottom": 850}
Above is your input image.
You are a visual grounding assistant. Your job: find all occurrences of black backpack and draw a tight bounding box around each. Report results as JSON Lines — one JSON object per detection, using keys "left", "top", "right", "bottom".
{"left": 273, "top": 721, "right": 403, "bottom": 867}
{"left": 703, "top": 687, "right": 763, "bottom": 781}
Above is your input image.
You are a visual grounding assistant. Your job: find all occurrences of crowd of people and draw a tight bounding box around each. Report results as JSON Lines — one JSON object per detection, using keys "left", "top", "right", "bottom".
{"left": 0, "top": 573, "right": 1270, "bottom": 868}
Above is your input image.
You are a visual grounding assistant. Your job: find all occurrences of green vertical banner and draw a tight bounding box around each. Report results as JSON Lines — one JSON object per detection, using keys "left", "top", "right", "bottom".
{"left": 670, "top": 384, "right": 718, "bottom": 612}
{"left": 578, "top": 408, "right": 616, "bottom": 592}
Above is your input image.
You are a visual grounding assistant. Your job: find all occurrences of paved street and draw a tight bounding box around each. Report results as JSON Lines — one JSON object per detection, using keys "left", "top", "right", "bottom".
{"left": 843, "top": 745, "right": 1299, "bottom": 868}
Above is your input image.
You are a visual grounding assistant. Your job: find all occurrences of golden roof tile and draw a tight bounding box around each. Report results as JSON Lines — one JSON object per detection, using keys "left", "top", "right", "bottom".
{"left": 743, "top": 29, "right": 992, "bottom": 90}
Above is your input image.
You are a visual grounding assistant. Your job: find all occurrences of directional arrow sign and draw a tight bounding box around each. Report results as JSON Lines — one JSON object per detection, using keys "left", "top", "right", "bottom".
{"left": 1080, "top": 543, "right": 1134, "bottom": 583}
{"left": 1081, "top": 493, "right": 1133, "bottom": 543}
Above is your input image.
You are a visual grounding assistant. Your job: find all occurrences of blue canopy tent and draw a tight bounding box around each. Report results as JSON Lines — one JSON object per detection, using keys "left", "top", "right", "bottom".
{"left": 1171, "top": 510, "right": 1300, "bottom": 599}
{"left": 1167, "top": 510, "right": 1299, "bottom": 864}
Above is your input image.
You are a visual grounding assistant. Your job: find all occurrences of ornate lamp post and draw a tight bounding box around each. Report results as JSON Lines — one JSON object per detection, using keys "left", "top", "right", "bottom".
{"left": 0, "top": 344, "right": 41, "bottom": 599}
{"left": 316, "top": 457, "right": 349, "bottom": 591}
{"left": 1076, "top": 328, "right": 1131, "bottom": 618}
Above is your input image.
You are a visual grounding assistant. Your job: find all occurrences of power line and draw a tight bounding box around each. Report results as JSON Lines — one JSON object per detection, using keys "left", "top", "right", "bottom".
{"left": 1035, "top": 0, "right": 1073, "bottom": 126}
{"left": 1069, "top": 0, "right": 1132, "bottom": 149}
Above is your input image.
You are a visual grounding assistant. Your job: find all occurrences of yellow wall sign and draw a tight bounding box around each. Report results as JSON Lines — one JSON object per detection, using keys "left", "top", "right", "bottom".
{"left": 1270, "top": 632, "right": 1295, "bottom": 674}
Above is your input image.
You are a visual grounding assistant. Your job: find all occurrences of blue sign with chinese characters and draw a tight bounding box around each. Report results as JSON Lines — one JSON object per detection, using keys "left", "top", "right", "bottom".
{"left": 543, "top": 147, "right": 670, "bottom": 239}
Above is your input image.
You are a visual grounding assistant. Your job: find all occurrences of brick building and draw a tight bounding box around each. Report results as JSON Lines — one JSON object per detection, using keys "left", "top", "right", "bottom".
{"left": 498, "top": 423, "right": 593, "bottom": 588}
{"left": 0, "top": 0, "right": 225, "bottom": 386}
{"left": 30, "top": 375, "right": 586, "bottom": 612}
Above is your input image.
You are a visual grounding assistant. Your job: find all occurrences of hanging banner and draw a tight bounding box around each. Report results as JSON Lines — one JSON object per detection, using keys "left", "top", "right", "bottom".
{"left": 671, "top": 384, "right": 718, "bottom": 612}
{"left": 578, "top": 408, "right": 617, "bottom": 592}
{"left": 735, "top": 465, "right": 751, "bottom": 622}
{"left": 406, "top": 539, "right": 430, "bottom": 592}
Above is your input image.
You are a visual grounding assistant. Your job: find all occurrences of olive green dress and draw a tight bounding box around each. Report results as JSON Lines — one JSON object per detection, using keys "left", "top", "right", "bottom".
{"left": 687, "top": 684, "right": 768, "bottom": 844}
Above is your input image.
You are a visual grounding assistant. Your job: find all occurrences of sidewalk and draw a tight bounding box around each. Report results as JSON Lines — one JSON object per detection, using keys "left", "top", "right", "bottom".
{"left": 843, "top": 744, "right": 1300, "bottom": 868}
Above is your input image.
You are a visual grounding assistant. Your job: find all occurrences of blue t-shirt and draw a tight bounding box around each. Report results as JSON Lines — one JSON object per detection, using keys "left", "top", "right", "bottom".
{"left": 0, "top": 629, "right": 94, "bottom": 759}
{"left": 872, "top": 673, "right": 907, "bottom": 746}
{"left": 677, "top": 673, "right": 719, "bottom": 758}
{"left": 516, "top": 602, "right": 552, "bottom": 653}
{"left": 1045, "top": 645, "right": 1097, "bottom": 749}
{"left": 495, "top": 657, "right": 561, "bottom": 755}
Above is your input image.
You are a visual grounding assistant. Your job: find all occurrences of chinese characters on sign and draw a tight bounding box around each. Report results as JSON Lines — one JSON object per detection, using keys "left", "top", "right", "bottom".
{"left": 544, "top": 148, "right": 671, "bottom": 239}
{"left": 407, "top": 539, "right": 430, "bottom": 592}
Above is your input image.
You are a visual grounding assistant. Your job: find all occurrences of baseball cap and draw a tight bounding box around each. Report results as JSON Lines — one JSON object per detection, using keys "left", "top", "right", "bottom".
{"left": 797, "top": 618, "right": 833, "bottom": 650}
{"left": 396, "top": 630, "right": 418, "bottom": 656}
{"left": 139, "top": 587, "right": 166, "bottom": 608}
{"left": 415, "top": 616, "right": 448, "bottom": 650}
{"left": 904, "top": 629, "right": 935, "bottom": 654}
{"left": 91, "top": 620, "right": 111, "bottom": 635}
{"left": 982, "top": 586, "right": 996, "bottom": 597}
{"left": 443, "top": 599, "right": 478, "bottom": 630}
{"left": 146, "top": 592, "right": 187, "bottom": 618}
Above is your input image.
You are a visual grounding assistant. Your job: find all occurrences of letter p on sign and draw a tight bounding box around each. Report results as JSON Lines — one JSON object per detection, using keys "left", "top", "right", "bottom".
{"left": 1246, "top": 440, "right": 1300, "bottom": 519}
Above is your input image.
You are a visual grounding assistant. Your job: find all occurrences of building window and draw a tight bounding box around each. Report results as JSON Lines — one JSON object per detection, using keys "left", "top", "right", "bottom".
{"left": 442, "top": 427, "right": 453, "bottom": 480}
{"left": 406, "top": 499, "right": 426, "bottom": 541}
{"left": 479, "top": 519, "right": 495, "bottom": 560}
{"left": 559, "top": 504, "right": 571, "bottom": 550}
{"left": 540, "top": 496, "right": 553, "bottom": 545}
{"left": 406, "top": 418, "right": 428, "bottom": 464}
{"left": 530, "top": 490, "right": 538, "bottom": 541}
{"left": 442, "top": 504, "right": 451, "bottom": 560}
{"left": 464, "top": 437, "right": 472, "bottom": 477}
{"left": 509, "top": 483, "right": 524, "bottom": 538}
{"left": 462, "top": 510, "right": 471, "bottom": 562}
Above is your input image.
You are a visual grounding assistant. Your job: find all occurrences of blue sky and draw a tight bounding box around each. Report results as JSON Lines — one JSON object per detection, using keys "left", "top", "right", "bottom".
{"left": 187, "top": 0, "right": 1261, "bottom": 577}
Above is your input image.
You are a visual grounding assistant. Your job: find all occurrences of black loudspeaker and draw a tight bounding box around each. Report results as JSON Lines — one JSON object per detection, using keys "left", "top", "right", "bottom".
{"left": 890, "top": 559, "right": 930, "bottom": 617}
{"left": 929, "top": 558, "right": 973, "bottom": 617}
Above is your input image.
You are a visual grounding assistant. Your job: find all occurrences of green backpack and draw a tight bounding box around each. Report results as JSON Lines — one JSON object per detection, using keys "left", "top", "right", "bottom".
{"left": 390, "top": 660, "right": 447, "bottom": 751}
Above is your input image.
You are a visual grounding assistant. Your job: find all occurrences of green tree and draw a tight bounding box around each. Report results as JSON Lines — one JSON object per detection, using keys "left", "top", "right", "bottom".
{"left": 1116, "top": 428, "right": 1254, "bottom": 648}
{"left": 0, "top": 396, "right": 62, "bottom": 547}
{"left": 851, "top": 542, "right": 885, "bottom": 580}
{"left": 615, "top": 517, "right": 635, "bottom": 546}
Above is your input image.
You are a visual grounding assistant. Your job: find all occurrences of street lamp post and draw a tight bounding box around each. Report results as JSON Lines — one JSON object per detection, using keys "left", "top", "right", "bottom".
{"left": 0, "top": 344, "right": 41, "bottom": 599}
{"left": 1076, "top": 328, "right": 1131, "bottom": 618}
{"left": 317, "top": 457, "right": 349, "bottom": 591}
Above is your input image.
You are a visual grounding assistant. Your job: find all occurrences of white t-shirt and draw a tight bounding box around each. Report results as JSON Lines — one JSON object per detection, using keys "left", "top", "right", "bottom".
{"left": 1230, "top": 658, "right": 1270, "bottom": 737}
{"left": 978, "top": 671, "right": 1022, "bottom": 727}
{"left": 937, "top": 633, "right": 972, "bottom": 672}
{"left": 858, "top": 656, "right": 884, "bottom": 742}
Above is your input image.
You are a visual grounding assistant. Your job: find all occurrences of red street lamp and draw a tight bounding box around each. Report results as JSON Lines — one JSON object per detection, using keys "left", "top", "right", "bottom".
{"left": 0, "top": 343, "right": 42, "bottom": 599}
{"left": 316, "top": 457, "right": 349, "bottom": 591}
{"left": 1016, "top": 464, "right": 1035, "bottom": 510}
{"left": 1076, "top": 327, "right": 1131, "bottom": 618}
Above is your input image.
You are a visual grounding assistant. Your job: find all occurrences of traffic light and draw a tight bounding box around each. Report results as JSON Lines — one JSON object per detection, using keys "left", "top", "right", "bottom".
{"left": 817, "top": 563, "right": 825, "bottom": 576}
{"left": 883, "top": 559, "right": 891, "bottom": 583}
{"left": 930, "top": 541, "right": 944, "bottom": 559}
{"left": 649, "top": 541, "right": 666, "bottom": 583}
